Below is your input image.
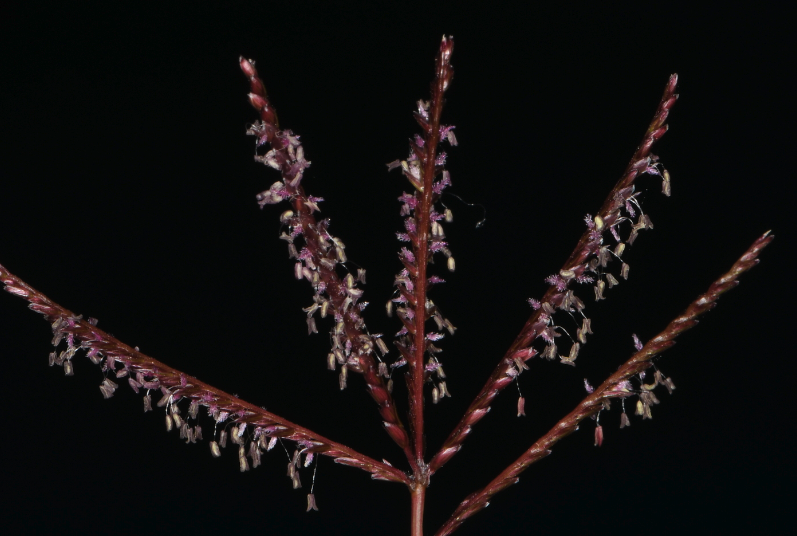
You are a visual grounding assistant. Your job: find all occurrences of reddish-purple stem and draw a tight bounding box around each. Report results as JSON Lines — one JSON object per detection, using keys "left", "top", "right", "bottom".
{"left": 409, "top": 37, "right": 453, "bottom": 469}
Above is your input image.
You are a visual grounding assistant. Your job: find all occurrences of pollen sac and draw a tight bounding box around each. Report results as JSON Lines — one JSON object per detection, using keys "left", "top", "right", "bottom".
{"left": 577, "top": 328, "right": 587, "bottom": 344}
{"left": 330, "top": 237, "right": 345, "bottom": 251}
{"left": 238, "top": 445, "right": 249, "bottom": 472}
{"left": 614, "top": 242, "right": 625, "bottom": 258}
{"left": 319, "top": 257, "right": 335, "bottom": 271}
{"left": 517, "top": 396, "right": 526, "bottom": 417}
{"left": 220, "top": 430, "right": 228, "bottom": 448}
{"left": 663, "top": 376, "right": 676, "bottom": 394}
{"left": 582, "top": 318, "right": 593, "bottom": 335}
{"left": 157, "top": 393, "right": 171, "bottom": 408}
{"left": 386, "top": 379, "right": 394, "bottom": 393}
{"left": 621, "top": 263, "right": 630, "bottom": 280}
{"left": 606, "top": 273, "right": 619, "bottom": 288}
{"left": 306, "top": 317, "right": 318, "bottom": 335}
{"left": 560, "top": 291, "right": 574, "bottom": 311}
{"left": 327, "top": 353, "right": 336, "bottom": 370}
{"left": 63, "top": 360, "right": 74, "bottom": 376}
{"left": 172, "top": 413, "right": 183, "bottom": 429}
{"left": 443, "top": 319, "right": 456, "bottom": 335}
{"left": 598, "top": 246, "right": 610, "bottom": 267}
{"left": 210, "top": 441, "right": 222, "bottom": 458}
{"left": 143, "top": 394, "right": 152, "bottom": 412}
{"left": 560, "top": 350, "right": 577, "bottom": 366}
{"left": 165, "top": 415, "right": 174, "bottom": 432}
{"left": 444, "top": 208, "right": 453, "bottom": 222}
{"left": 594, "top": 425, "right": 604, "bottom": 447}
{"left": 559, "top": 268, "right": 575, "bottom": 279}
{"left": 620, "top": 412, "right": 631, "bottom": 428}
{"left": 662, "top": 169, "right": 672, "bottom": 196}
{"left": 99, "top": 379, "right": 118, "bottom": 399}
{"left": 248, "top": 442, "right": 262, "bottom": 468}
{"left": 306, "top": 493, "right": 319, "bottom": 512}
{"left": 189, "top": 400, "right": 199, "bottom": 420}
{"left": 339, "top": 369, "right": 348, "bottom": 390}
{"left": 594, "top": 215, "right": 605, "bottom": 231}
{"left": 292, "top": 471, "right": 302, "bottom": 489}
{"left": 447, "top": 257, "right": 456, "bottom": 272}
{"left": 87, "top": 350, "right": 103, "bottom": 365}
{"left": 594, "top": 280, "right": 606, "bottom": 300}
{"left": 542, "top": 344, "right": 557, "bottom": 360}
{"left": 52, "top": 331, "right": 64, "bottom": 347}
{"left": 432, "top": 386, "right": 440, "bottom": 404}
{"left": 53, "top": 346, "right": 71, "bottom": 364}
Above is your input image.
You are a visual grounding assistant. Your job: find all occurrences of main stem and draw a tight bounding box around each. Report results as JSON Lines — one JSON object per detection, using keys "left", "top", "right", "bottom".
{"left": 411, "top": 484, "right": 427, "bottom": 536}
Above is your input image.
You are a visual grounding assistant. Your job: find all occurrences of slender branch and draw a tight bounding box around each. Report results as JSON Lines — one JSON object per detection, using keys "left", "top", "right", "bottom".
{"left": 0, "top": 263, "right": 410, "bottom": 486}
{"left": 435, "top": 231, "right": 773, "bottom": 535}
{"left": 429, "top": 73, "right": 680, "bottom": 474}
{"left": 408, "top": 36, "right": 454, "bottom": 469}
{"left": 240, "top": 57, "right": 416, "bottom": 469}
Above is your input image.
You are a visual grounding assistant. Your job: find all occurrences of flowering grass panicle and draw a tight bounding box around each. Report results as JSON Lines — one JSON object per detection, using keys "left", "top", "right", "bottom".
{"left": 0, "top": 36, "right": 772, "bottom": 536}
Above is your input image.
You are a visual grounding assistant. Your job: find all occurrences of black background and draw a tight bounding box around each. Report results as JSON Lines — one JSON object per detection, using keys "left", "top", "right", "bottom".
{"left": 0, "top": 3, "right": 790, "bottom": 535}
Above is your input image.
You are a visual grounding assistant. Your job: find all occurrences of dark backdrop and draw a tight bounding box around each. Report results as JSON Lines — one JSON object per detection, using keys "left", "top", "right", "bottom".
{"left": 0, "top": 4, "right": 789, "bottom": 535}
